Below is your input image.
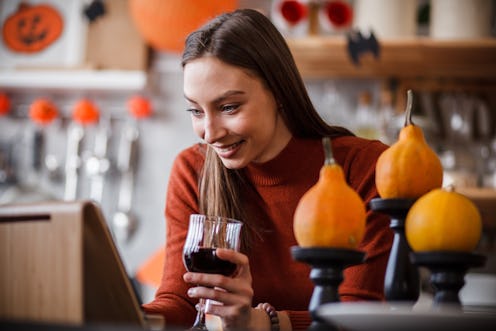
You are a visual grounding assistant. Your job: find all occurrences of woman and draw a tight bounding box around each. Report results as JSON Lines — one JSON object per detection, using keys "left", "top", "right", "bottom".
{"left": 143, "top": 8, "right": 392, "bottom": 331}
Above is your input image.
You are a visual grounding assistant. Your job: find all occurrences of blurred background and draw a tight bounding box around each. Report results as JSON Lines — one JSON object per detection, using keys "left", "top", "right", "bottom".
{"left": 1, "top": 0, "right": 496, "bottom": 305}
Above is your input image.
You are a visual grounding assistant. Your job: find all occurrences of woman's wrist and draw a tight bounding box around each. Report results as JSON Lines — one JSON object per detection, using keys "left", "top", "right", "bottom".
{"left": 255, "top": 303, "right": 280, "bottom": 331}
{"left": 249, "top": 307, "right": 272, "bottom": 331}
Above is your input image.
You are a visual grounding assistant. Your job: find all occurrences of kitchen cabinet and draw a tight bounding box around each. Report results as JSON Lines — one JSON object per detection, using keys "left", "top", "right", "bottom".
{"left": 287, "top": 36, "right": 496, "bottom": 79}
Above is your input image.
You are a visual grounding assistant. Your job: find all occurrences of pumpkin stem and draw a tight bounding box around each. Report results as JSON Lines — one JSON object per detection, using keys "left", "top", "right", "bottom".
{"left": 404, "top": 89, "right": 414, "bottom": 127}
{"left": 322, "top": 137, "right": 335, "bottom": 165}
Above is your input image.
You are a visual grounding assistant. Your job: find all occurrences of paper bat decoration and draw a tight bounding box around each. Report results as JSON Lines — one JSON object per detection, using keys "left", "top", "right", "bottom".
{"left": 84, "top": 0, "right": 106, "bottom": 22}
{"left": 347, "top": 30, "right": 380, "bottom": 65}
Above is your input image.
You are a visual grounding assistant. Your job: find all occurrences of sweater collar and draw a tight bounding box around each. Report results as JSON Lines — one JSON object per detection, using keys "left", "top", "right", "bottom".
{"left": 243, "top": 137, "right": 322, "bottom": 186}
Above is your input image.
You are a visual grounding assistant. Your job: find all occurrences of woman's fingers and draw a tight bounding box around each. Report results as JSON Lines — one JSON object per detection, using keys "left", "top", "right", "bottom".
{"left": 215, "top": 248, "right": 248, "bottom": 265}
{"left": 215, "top": 248, "right": 252, "bottom": 279}
{"left": 183, "top": 249, "right": 254, "bottom": 328}
{"left": 183, "top": 249, "right": 252, "bottom": 289}
{"left": 186, "top": 284, "right": 252, "bottom": 306}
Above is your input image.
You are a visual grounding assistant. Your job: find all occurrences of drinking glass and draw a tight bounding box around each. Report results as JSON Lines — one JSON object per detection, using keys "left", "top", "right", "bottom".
{"left": 183, "top": 214, "right": 243, "bottom": 331}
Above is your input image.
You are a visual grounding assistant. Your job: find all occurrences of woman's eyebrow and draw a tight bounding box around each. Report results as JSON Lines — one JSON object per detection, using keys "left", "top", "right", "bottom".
{"left": 212, "top": 90, "right": 245, "bottom": 104}
{"left": 184, "top": 90, "right": 245, "bottom": 105}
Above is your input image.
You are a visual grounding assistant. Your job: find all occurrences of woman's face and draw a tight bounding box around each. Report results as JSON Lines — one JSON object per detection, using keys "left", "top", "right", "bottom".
{"left": 183, "top": 56, "right": 292, "bottom": 169}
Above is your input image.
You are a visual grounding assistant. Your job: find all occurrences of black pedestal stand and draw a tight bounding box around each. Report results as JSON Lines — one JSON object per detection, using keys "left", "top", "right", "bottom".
{"left": 291, "top": 247, "right": 365, "bottom": 331}
{"left": 411, "top": 251, "right": 486, "bottom": 310}
{"left": 369, "top": 198, "right": 420, "bottom": 304}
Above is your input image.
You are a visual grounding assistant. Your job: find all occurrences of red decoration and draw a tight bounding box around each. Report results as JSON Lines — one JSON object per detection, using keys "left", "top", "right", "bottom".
{"left": 72, "top": 99, "right": 99, "bottom": 125}
{"left": 325, "top": 1, "right": 353, "bottom": 28}
{"left": 29, "top": 99, "right": 58, "bottom": 125}
{"left": 2, "top": 3, "right": 63, "bottom": 53}
{"left": 128, "top": 0, "right": 237, "bottom": 53}
{"left": 127, "top": 96, "right": 152, "bottom": 119}
{"left": 0, "top": 93, "right": 10, "bottom": 116}
{"left": 279, "top": 0, "right": 307, "bottom": 25}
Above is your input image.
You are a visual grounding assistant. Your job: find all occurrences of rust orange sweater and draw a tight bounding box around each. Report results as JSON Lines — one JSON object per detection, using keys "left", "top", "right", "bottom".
{"left": 142, "top": 136, "right": 392, "bottom": 330}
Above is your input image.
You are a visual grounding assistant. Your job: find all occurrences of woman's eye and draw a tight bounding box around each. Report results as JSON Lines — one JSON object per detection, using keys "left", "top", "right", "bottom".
{"left": 186, "top": 108, "right": 203, "bottom": 117}
{"left": 222, "top": 104, "right": 239, "bottom": 113}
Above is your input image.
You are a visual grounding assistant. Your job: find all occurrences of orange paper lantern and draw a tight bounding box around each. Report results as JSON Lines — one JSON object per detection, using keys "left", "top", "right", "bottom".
{"left": 128, "top": 0, "right": 237, "bottom": 53}
{"left": 29, "top": 98, "right": 58, "bottom": 125}
{"left": 0, "top": 93, "right": 10, "bottom": 116}
{"left": 72, "top": 99, "right": 99, "bottom": 125}
{"left": 127, "top": 95, "right": 152, "bottom": 119}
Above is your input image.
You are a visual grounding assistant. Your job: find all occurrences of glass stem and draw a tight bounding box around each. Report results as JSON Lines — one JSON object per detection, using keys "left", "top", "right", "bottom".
{"left": 192, "top": 298, "right": 207, "bottom": 329}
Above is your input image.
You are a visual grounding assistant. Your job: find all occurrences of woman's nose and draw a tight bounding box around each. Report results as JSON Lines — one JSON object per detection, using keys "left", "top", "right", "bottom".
{"left": 203, "top": 115, "right": 226, "bottom": 144}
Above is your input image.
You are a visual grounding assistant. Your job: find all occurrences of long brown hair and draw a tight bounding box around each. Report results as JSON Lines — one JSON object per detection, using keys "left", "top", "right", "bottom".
{"left": 182, "top": 9, "right": 353, "bottom": 247}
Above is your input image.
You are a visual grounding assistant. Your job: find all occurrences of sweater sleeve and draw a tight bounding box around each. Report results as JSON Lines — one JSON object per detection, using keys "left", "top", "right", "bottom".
{"left": 339, "top": 139, "right": 393, "bottom": 301}
{"left": 141, "top": 146, "right": 204, "bottom": 327}
{"left": 286, "top": 310, "right": 312, "bottom": 331}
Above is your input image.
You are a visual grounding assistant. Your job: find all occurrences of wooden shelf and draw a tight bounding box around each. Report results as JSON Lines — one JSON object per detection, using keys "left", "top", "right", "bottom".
{"left": 0, "top": 69, "right": 146, "bottom": 92}
{"left": 287, "top": 37, "right": 496, "bottom": 79}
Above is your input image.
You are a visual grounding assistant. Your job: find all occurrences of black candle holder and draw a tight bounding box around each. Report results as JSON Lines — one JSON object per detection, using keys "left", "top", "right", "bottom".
{"left": 369, "top": 198, "right": 420, "bottom": 303}
{"left": 291, "top": 246, "right": 365, "bottom": 331}
{"left": 410, "top": 251, "right": 487, "bottom": 310}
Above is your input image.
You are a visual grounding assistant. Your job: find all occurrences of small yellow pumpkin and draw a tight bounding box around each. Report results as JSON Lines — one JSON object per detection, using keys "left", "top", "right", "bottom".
{"left": 375, "top": 90, "right": 443, "bottom": 199}
{"left": 405, "top": 187, "right": 482, "bottom": 252}
{"left": 293, "top": 137, "right": 366, "bottom": 248}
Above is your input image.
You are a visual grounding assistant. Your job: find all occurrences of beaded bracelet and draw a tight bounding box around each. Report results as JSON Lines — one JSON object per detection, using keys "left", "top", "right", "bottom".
{"left": 256, "top": 302, "right": 280, "bottom": 331}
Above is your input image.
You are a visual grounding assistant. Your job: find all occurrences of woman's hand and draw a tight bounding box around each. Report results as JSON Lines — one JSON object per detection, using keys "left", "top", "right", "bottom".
{"left": 183, "top": 248, "right": 265, "bottom": 330}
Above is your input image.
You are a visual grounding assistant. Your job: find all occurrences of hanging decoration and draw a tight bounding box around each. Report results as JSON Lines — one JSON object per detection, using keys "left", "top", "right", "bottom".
{"left": 29, "top": 98, "right": 59, "bottom": 125}
{"left": 272, "top": 0, "right": 353, "bottom": 36}
{"left": 280, "top": 0, "right": 308, "bottom": 26}
{"left": 127, "top": 95, "right": 152, "bottom": 119}
{"left": 84, "top": 0, "right": 106, "bottom": 23}
{"left": 128, "top": 0, "right": 237, "bottom": 53}
{"left": 323, "top": 1, "right": 353, "bottom": 29}
{"left": 2, "top": 2, "right": 64, "bottom": 53}
{"left": 0, "top": 93, "right": 10, "bottom": 116}
{"left": 72, "top": 99, "right": 100, "bottom": 125}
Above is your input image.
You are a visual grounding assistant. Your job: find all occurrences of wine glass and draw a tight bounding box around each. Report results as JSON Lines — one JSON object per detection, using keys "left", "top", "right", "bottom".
{"left": 183, "top": 214, "right": 243, "bottom": 331}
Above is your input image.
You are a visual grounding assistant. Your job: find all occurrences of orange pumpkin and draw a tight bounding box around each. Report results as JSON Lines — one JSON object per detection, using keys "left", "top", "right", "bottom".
{"left": 72, "top": 99, "right": 99, "bottom": 125}
{"left": 0, "top": 93, "right": 10, "bottom": 116}
{"left": 405, "top": 187, "right": 482, "bottom": 252}
{"left": 293, "top": 137, "right": 366, "bottom": 248}
{"left": 375, "top": 90, "right": 443, "bottom": 199}
{"left": 128, "top": 0, "right": 237, "bottom": 53}
{"left": 128, "top": 95, "right": 152, "bottom": 119}
{"left": 29, "top": 98, "right": 58, "bottom": 125}
{"left": 2, "top": 3, "right": 63, "bottom": 53}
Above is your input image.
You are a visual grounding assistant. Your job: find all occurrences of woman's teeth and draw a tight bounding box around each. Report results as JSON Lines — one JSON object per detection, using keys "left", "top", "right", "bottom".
{"left": 217, "top": 141, "right": 241, "bottom": 152}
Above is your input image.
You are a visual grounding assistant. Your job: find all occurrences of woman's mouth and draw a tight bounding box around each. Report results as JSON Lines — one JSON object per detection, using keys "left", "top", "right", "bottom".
{"left": 213, "top": 141, "right": 244, "bottom": 158}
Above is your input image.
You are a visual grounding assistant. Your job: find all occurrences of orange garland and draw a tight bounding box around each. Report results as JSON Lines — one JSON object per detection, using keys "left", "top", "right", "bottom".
{"left": 127, "top": 95, "right": 152, "bottom": 119}
{"left": 29, "top": 98, "right": 58, "bottom": 125}
{"left": 72, "top": 99, "right": 99, "bottom": 125}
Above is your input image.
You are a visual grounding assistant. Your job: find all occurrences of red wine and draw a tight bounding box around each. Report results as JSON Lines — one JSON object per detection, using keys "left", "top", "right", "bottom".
{"left": 184, "top": 248, "right": 236, "bottom": 276}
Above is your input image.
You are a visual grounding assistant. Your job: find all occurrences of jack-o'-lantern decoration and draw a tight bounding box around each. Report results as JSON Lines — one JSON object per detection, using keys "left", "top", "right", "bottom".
{"left": 128, "top": 0, "right": 237, "bottom": 53}
{"left": 29, "top": 98, "right": 58, "bottom": 125}
{"left": 2, "top": 3, "right": 64, "bottom": 53}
